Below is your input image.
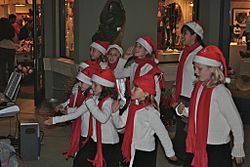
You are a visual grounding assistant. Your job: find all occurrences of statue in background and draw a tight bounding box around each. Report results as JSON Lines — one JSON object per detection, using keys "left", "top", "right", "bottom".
{"left": 92, "top": 0, "right": 126, "bottom": 45}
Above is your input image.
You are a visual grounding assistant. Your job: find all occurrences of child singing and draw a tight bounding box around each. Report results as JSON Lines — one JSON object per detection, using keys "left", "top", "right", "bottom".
{"left": 112, "top": 74, "right": 177, "bottom": 167}
{"left": 176, "top": 45, "right": 245, "bottom": 167}
{"left": 73, "top": 69, "right": 119, "bottom": 167}
{"left": 44, "top": 67, "right": 95, "bottom": 158}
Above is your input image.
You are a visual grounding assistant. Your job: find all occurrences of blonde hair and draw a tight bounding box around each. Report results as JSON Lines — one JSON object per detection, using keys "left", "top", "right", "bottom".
{"left": 207, "top": 67, "right": 225, "bottom": 88}
{"left": 144, "top": 94, "right": 159, "bottom": 111}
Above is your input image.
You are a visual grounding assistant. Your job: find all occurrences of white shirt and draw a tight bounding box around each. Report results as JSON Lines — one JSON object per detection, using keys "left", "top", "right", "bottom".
{"left": 178, "top": 46, "right": 203, "bottom": 98}
{"left": 85, "top": 96, "right": 119, "bottom": 144}
{"left": 176, "top": 84, "right": 245, "bottom": 157}
{"left": 113, "top": 105, "right": 175, "bottom": 167}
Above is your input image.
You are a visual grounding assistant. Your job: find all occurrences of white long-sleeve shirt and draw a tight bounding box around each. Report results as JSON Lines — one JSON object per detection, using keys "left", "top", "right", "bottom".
{"left": 85, "top": 96, "right": 119, "bottom": 144}
{"left": 113, "top": 105, "right": 175, "bottom": 167}
{"left": 176, "top": 84, "right": 245, "bottom": 157}
{"left": 114, "top": 58, "right": 161, "bottom": 105}
{"left": 177, "top": 46, "right": 203, "bottom": 98}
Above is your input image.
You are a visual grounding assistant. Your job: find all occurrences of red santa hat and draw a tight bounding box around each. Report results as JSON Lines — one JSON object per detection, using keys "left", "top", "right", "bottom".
{"left": 76, "top": 67, "right": 93, "bottom": 85}
{"left": 90, "top": 40, "right": 110, "bottom": 55}
{"left": 91, "top": 69, "right": 115, "bottom": 88}
{"left": 136, "top": 36, "right": 156, "bottom": 54}
{"left": 193, "top": 45, "right": 231, "bottom": 83}
{"left": 133, "top": 74, "right": 156, "bottom": 95}
{"left": 107, "top": 44, "right": 124, "bottom": 55}
{"left": 185, "top": 21, "right": 204, "bottom": 40}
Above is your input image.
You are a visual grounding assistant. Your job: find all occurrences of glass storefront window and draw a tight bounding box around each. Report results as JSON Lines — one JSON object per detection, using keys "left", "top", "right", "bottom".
{"left": 157, "top": 0, "right": 194, "bottom": 51}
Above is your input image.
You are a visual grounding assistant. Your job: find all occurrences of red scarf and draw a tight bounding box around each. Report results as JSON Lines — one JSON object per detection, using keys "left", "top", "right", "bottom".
{"left": 122, "top": 100, "right": 150, "bottom": 162}
{"left": 108, "top": 60, "right": 118, "bottom": 70}
{"left": 64, "top": 87, "right": 90, "bottom": 159}
{"left": 82, "top": 96, "right": 111, "bottom": 167}
{"left": 186, "top": 81, "right": 214, "bottom": 167}
{"left": 174, "top": 42, "right": 201, "bottom": 102}
{"left": 135, "top": 58, "right": 165, "bottom": 89}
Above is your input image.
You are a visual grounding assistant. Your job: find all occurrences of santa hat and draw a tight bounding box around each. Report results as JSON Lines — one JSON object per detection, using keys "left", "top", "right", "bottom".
{"left": 107, "top": 44, "right": 124, "bottom": 55}
{"left": 185, "top": 21, "right": 204, "bottom": 40}
{"left": 90, "top": 40, "right": 110, "bottom": 55}
{"left": 136, "top": 36, "right": 156, "bottom": 54}
{"left": 76, "top": 67, "right": 93, "bottom": 85}
{"left": 193, "top": 45, "right": 231, "bottom": 83}
{"left": 133, "top": 74, "right": 156, "bottom": 95}
{"left": 92, "top": 69, "right": 115, "bottom": 88}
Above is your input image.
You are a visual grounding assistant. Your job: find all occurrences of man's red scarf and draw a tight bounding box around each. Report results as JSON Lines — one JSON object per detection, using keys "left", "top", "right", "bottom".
{"left": 135, "top": 58, "right": 165, "bottom": 89}
{"left": 186, "top": 81, "right": 214, "bottom": 167}
{"left": 64, "top": 87, "right": 91, "bottom": 159}
{"left": 81, "top": 96, "right": 111, "bottom": 167}
{"left": 174, "top": 42, "right": 201, "bottom": 102}
{"left": 122, "top": 100, "right": 151, "bottom": 162}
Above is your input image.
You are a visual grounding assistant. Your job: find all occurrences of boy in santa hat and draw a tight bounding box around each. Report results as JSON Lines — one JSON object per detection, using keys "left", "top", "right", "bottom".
{"left": 73, "top": 69, "right": 120, "bottom": 167}
{"left": 171, "top": 21, "right": 205, "bottom": 166}
{"left": 112, "top": 74, "right": 177, "bottom": 167}
{"left": 44, "top": 67, "right": 97, "bottom": 159}
{"left": 176, "top": 45, "right": 245, "bottom": 167}
{"left": 114, "top": 36, "right": 164, "bottom": 105}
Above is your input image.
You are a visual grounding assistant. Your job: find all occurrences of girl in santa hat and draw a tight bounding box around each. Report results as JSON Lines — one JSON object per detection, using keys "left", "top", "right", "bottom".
{"left": 176, "top": 45, "right": 245, "bottom": 167}
{"left": 114, "top": 36, "right": 164, "bottom": 105}
{"left": 73, "top": 69, "right": 119, "bottom": 167}
{"left": 171, "top": 21, "right": 205, "bottom": 166}
{"left": 112, "top": 74, "right": 177, "bottom": 167}
{"left": 89, "top": 40, "right": 110, "bottom": 69}
{"left": 44, "top": 67, "right": 96, "bottom": 159}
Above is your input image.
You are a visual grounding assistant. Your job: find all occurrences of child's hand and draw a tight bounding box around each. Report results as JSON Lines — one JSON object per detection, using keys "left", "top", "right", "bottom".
{"left": 177, "top": 102, "right": 185, "bottom": 114}
{"left": 124, "top": 46, "right": 134, "bottom": 60}
{"left": 112, "top": 100, "right": 120, "bottom": 113}
{"left": 168, "top": 155, "right": 178, "bottom": 161}
{"left": 44, "top": 117, "right": 53, "bottom": 125}
{"left": 232, "top": 156, "right": 244, "bottom": 164}
{"left": 55, "top": 105, "right": 64, "bottom": 112}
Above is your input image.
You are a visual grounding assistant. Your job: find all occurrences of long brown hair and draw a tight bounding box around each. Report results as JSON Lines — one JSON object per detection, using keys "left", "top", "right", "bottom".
{"left": 144, "top": 94, "right": 159, "bottom": 111}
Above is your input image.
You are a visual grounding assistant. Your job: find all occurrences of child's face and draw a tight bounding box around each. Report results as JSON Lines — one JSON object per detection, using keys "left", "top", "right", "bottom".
{"left": 131, "top": 85, "right": 148, "bottom": 101}
{"left": 181, "top": 30, "right": 196, "bottom": 46}
{"left": 90, "top": 47, "right": 102, "bottom": 61}
{"left": 134, "top": 43, "right": 148, "bottom": 59}
{"left": 194, "top": 62, "right": 214, "bottom": 82}
{"left": 106, "top": 48, "right": 120, "bottom": 64}
{"left": 79, "top": 81, "right": 91, "bottom": 91}
{"left": 92, "top": 82, "right": 102, "bottom": 96}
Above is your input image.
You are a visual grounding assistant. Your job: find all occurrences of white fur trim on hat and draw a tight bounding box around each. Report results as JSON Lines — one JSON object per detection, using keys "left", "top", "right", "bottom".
{"left": 79, "top": 62, "right": 89, "bottom": 69}
{"left": 107, "top": 44, "right": 124, "bottom": 55}
{"left": 76, "top": 72, "right": 92, "bottom": 85}
{"left": 136, "top": 38, "right": 153, "bottom": 54}
{"left": 225, "top": 77, "right": 231, "bottom": 83}
{"left": 92, "top": 74, "right": 114, "bottom": 87}
{"left": 185, "top": 22, "right": 204, "bottom": 40}
{"left": 90, "top": 42, "right": 107, "bottom": 55}
{"left": 193, "top": 56, "right": 221, "bottom": 67}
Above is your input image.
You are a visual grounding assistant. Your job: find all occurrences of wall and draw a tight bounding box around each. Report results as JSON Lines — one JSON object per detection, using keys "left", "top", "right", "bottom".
{"left": 74, "top": 0, "right": 158, "bottom": 62}
{"left": 199, "top": 0, "right": 221, "bottom": 46}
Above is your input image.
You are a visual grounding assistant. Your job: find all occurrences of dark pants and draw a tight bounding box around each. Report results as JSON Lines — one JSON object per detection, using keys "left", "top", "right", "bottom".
{"left": 73, "top": 139, "right": 119, "bottom": 167}
{"left": 187, "top": 143, "right": 232, "bottom": 167}
{"left": 0, "top": 47, "right": 15, "bottom": 92}
{"left": 173, "top": 116, "right": 190, "bottom": 165}
{"left": 132, "top": 149, "right": 157, "bottom": 167}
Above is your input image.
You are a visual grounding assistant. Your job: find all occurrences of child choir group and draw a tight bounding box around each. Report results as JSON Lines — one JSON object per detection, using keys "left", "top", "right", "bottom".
{"left": 44, "top": 21, "right": 245, "bottom": 167}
